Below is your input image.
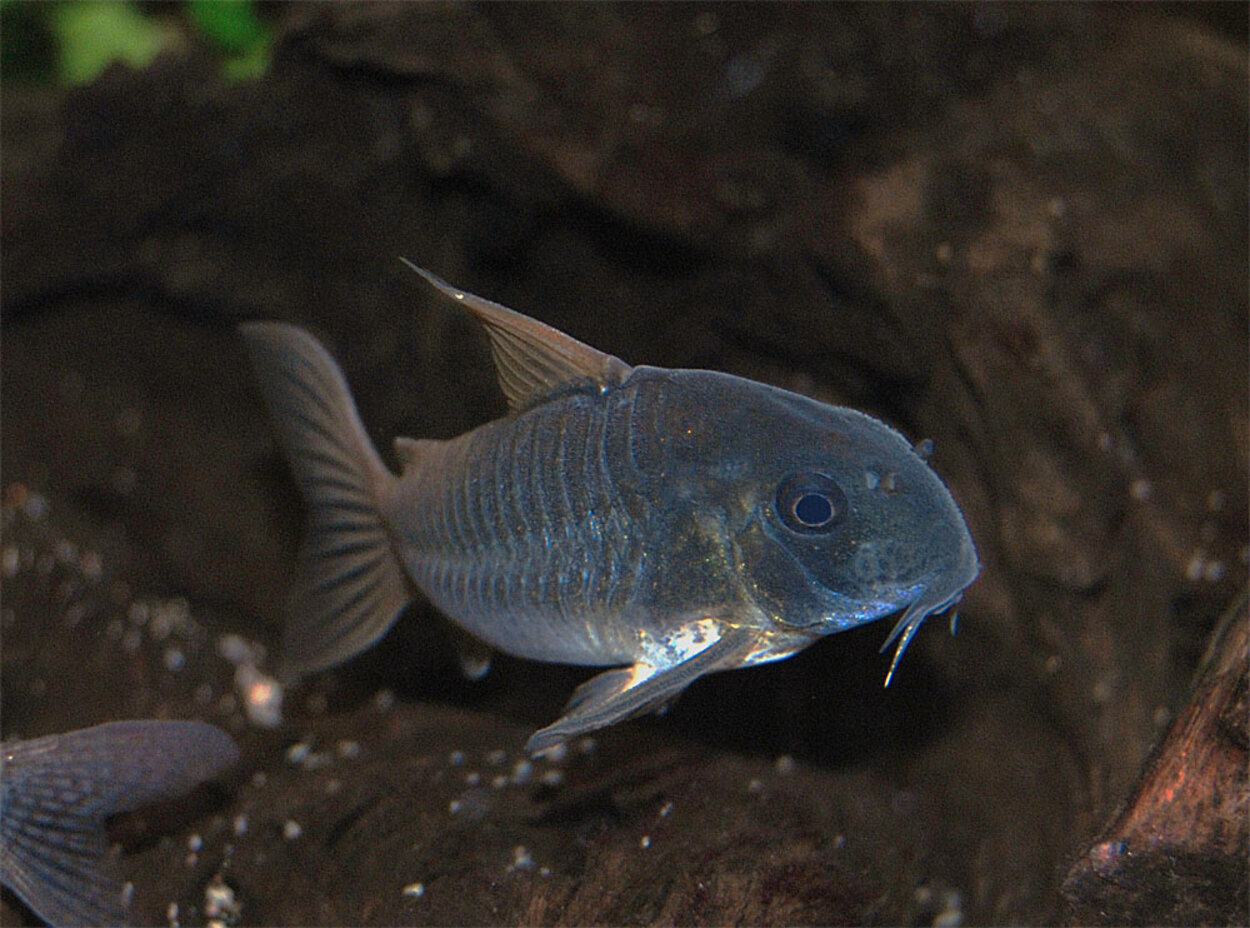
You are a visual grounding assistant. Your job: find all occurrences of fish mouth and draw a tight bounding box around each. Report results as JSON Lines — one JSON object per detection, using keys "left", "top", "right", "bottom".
{"left": 878, "top": 541, "right": 980, "bottom": 686}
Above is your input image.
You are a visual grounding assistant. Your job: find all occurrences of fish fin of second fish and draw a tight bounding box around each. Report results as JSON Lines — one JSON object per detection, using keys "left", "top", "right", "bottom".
{"left": 0, "top": 720, "right": 238, "bottom": 928}
{"left": 524, "top": 626, "right": 759, "bottom": 755}
{"left": 401, "top": 259, "right": 634, "bottom": 412}
{"left": 240, "top": 322, "right": 413, "bottom": 677}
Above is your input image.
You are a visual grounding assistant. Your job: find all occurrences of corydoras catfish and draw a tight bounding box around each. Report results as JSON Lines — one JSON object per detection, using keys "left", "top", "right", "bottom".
{"left": 241, "top": 262, "right": 980, "bottom": 754}
{"left": 0, "top": 719, "right": 238, "bottom": 927}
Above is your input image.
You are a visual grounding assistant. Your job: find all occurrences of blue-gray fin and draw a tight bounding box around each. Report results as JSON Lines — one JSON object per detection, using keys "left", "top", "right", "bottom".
{"left": 524, "top": 627, "right": 758, "bottom": 755}
{"left": 0, "top": 720, "right": 238, "bottom": 928}
{"left": 401, "top": 258, "right": 634, "bottom": 412}
{"left": 240, "top": 322, "right": 413, "bottom": 677}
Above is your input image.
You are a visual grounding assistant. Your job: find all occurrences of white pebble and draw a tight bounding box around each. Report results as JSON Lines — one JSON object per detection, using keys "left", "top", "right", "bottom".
{"left": 283, "top": 820, "right": 302, "bottom": 840}
{"left": 286, "top": 742, "right": 312, "bottom": 765}
{"left": 402, "top": 882, "right": 425, "bottom": 898}
{"left": 539, "top": 769, "right": 564, "bottom": 788}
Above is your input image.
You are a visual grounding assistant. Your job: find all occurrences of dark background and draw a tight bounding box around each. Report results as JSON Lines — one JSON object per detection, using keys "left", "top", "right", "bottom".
{"left": 2, "top": 4, "right": 1246, "bottom": 925}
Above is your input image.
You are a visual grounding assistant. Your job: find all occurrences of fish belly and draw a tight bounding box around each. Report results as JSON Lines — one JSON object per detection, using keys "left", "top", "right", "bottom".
{"left": 386, "top": 392, "right": 645, "bottom": 666}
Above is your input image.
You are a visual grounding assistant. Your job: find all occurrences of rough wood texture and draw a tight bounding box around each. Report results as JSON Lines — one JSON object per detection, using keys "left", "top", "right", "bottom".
{"left": 1063, "top": 591, "right": 1249, "bottom": 926}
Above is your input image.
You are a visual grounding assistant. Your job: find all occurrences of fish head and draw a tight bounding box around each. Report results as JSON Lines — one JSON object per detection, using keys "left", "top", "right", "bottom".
{"left": 631, "top": 369, "right": 979, "bottom": 681}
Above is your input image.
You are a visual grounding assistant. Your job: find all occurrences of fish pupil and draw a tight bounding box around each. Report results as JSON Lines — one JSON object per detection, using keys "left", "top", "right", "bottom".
{"left": 793, "top": 493, "right": 833, "bottom": 526}
{"left": 775, "top": 472, "right": 846, "bottom": 534}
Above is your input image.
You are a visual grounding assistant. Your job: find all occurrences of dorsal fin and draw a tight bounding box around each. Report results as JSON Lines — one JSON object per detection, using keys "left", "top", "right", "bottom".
{"left": 402, "top": 258, "right": 633, "bottom": 411}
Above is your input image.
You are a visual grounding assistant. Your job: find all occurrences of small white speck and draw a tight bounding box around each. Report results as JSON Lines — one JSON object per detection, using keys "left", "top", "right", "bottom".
{"left": 491, "top": 774, "right": 509, "bottom": 790}
{"left": 204, "top": 876, "right": 239, "bottom": 920}
{"left": 236, "top": 664, "right": 282, "bottom": 728}
{"left": 508, "top": 845, "right": 534, "bottom": 871}
{"left": 336, "top": 740, "right": 360, "bottom": 759}
{"left": 187, "top": 834, "right": 203, "bottom": 852}
{"left": 121, "top": 882, "right": 135, "bottom": 907}
{"left": 539, "top": 769, "right": 564, "bottom": 787}
{"left": 539, "top": 866, "right": 552, "bottom": 878}
{"left": 833, "top": 834, "right": 846, "bottom": 849}
{"left": 283, "top": 820, "right": 302, "bottom": 840}
{"left": 1129, "top": 478, "right": 1152, "bottom": 501}
{"left": 448, "top": 799, "right": 463, "bottom": 815}
{"left": 511, "top": 760, "right": 532, "bottom": 785}
{"left": 577, "top": 737, "right": 597, "bottom": 755}
{"left": 934, "top": 889, "right": 964, "bottom": 927}
{"left": 2, "top": 546, "right": 20, "bottom": 578}
{"left": 538, "top": 741, "right": 568, "bottom": 763}
{"left": 233, "top": 814, "right": 249, "bottom": 836}
{"left": 448, "top": 750, "right": 466, "bottom": 766}
{"left": 774, "top": 755, "right": 796, "bottom": 775}
{"left": 1185, "top": 552, "right": 1206, "bottom": 582}
{"left": 167, "top": 901, "right": 180, "bottom": 926}
{"left": 23, "top": 492, "right": 48, "bottom": 521}
{"left": 402, "top": 882, "right": 425, "bottom": 898}
{"left": 1203, "top": 561, "right": 1225, "bottom": 583}
{"left": 164, "top": 646, "right": 186, "bottom": 672}
{"left": 286, "top": 742, "right": 312, "bottom": 765}
{"left": 659, "top": 802, "right": 673, "bottom": 818}
{"left": 216, "top": 633, "right": 256, "bottom": 665}
{"left": 485, "top": 749, "right": 507, "bottom": 766}
{"left": 747, "top": 778, "right": 764, "bottom": 794}
{"left": 639, "top": 835, "right": 651, "bottom": 849}
{"left": 464, "top": 771, "right": 481, "bottom": 786}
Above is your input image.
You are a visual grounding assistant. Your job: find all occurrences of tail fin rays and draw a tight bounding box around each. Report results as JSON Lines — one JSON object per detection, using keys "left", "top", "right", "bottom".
{"left": 240, "top": 323, "right": 412, "bottom": 677}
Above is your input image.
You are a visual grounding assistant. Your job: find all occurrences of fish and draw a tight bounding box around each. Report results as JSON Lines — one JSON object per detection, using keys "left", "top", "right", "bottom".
{"left": 241, "top": 261, "right": 980, "bottom": 754}
{"left": 0, "top": 720, "right": 239, "bottom": 927}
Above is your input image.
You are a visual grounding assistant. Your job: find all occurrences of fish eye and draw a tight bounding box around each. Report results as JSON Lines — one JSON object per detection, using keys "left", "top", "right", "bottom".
{"left": 775, "top": 472, "right": 847, "bottom": 534}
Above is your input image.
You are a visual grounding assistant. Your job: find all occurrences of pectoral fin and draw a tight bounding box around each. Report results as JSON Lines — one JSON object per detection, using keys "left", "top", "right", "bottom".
{"left": 525, "top": 627, "right": 758, "bottom": 755}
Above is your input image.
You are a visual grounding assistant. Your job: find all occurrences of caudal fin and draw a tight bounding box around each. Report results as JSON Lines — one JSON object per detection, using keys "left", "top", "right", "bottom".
{"left": 240, "top": 322, "right": 412, "bottom": 676}
{"left": 0, "top": 720, "right": 238, "bottom": 927}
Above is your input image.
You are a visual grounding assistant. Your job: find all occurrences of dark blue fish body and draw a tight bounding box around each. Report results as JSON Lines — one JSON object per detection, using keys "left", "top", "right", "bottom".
{"left": 0, "top": 720, "right": 238, "bottom": 927}
{"left": 242, "top": 264, "right": 979, "bottom": 753}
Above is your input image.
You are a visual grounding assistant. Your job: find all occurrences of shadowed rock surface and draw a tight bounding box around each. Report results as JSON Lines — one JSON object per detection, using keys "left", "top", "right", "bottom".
{"left": 2, "top": 5, "right": 1246, "bottom": 925}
